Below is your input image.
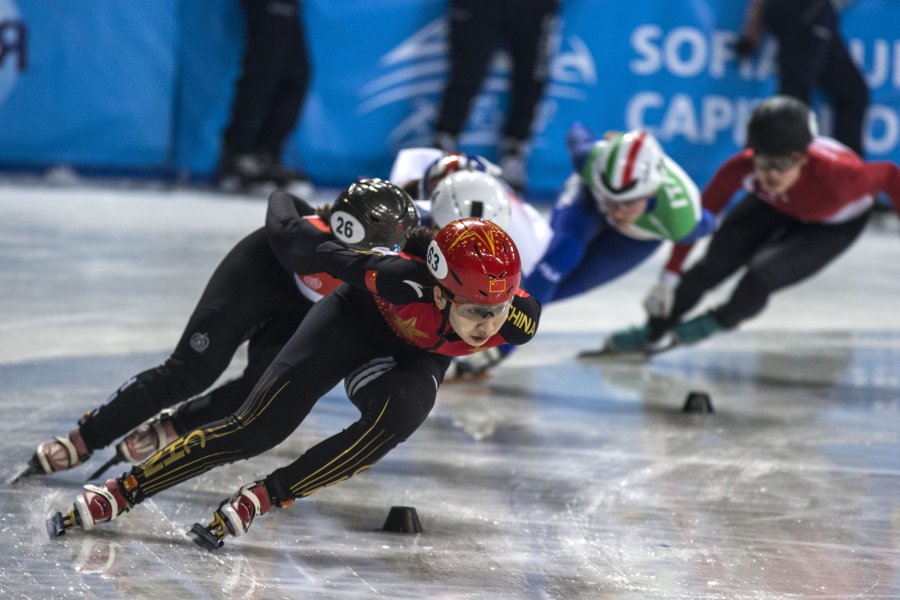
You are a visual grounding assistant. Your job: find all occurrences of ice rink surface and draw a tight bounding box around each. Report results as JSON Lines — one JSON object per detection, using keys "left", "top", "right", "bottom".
{"left": 1, "top": 182, "right": 898, "bottom": 599}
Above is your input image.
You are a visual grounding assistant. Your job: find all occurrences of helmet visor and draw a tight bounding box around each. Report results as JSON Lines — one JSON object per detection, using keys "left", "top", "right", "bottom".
{"left": 752, "top": 153, "right": 801, "bottom": 173}
{"left": 450, "top": 297, "right": 513, "bottom": 322}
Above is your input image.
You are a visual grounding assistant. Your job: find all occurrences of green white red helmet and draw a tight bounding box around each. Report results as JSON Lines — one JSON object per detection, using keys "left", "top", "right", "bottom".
{"left": 430, "top": 171, "right": 512, "bottom": 230}
{"left": 584, "top": 130, "right": 667, "bottom": 203}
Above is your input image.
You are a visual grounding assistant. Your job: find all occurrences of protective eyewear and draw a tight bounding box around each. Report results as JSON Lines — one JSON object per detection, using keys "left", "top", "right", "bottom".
{"left": 604, "top": 196, "right": 648, "bottom": 209}
{"left": 451, "top": 298, "right": 512, "bottom": 321}
{"left": 752, "top": 154, "right": 800, "bottom": 173}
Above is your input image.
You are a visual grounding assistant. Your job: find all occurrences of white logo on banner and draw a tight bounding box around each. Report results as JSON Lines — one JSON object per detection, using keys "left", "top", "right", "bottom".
{"left": 627, "top": 24, "right": 900, "bottom": 155}
{"left": 0, "top": 0, "right": 24, "bottom": 104}
{"left": 359, "top": 18, "right": 596, "bottom": 150}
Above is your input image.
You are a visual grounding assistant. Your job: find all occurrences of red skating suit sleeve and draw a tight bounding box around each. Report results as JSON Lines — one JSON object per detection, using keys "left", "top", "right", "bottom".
{"left": 860, "top": 161, "right": 900, "bottom": 215}
{"left": 664, "top": 150, "right": 752, "bottom": 274}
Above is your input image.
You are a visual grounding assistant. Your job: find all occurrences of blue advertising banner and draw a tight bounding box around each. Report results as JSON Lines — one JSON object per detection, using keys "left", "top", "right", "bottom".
{"left": 0, "top": 0, "right": 178, "bottom": 171}
{"left": 0, "top": 0, "right": 898, "bottom": 198}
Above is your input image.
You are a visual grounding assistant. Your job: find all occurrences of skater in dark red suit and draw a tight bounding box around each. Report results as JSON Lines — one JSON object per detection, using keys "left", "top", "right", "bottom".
{"left": 21, "top": 179, "right": 419, "bottom": 480}
{"left": 599, "top": 95, "right": 900, "bottom": 354}
{"left": 50, "top": 218, "right": 541, "bottom": 547}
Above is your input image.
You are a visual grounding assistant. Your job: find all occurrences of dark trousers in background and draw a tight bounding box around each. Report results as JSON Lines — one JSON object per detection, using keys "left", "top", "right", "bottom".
{"left": 763, "top": 0, "right": 869, "bottom": 156}
{"left": 435, "top": 0, "right": 559, "bottom": 143}
{"left": 224, "top": 0, "right": 310, "bottom": 160}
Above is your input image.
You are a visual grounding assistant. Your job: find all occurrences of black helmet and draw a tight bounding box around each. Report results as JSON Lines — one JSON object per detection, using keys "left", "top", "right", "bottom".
{"left": 329, "top": 178, "right": 420, "bottom": 250}
{"left": 746, "top": 95, "right": 815, "bottom": 156}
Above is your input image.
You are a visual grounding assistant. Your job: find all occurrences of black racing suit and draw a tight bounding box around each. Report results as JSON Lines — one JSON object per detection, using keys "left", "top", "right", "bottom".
{"left": 129, "top": 243, "right": 541, "bottom": 504}
{"left": 79, "top": 192, "right": 326, "bottom": 450}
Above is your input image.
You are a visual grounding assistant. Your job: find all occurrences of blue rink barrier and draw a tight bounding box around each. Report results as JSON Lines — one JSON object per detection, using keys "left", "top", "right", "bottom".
{"left": 0, "top": 0, "right": 897, "bottom": 198}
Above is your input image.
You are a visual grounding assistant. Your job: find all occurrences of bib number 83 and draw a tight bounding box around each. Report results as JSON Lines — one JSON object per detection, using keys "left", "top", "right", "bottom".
{"left": 426, "top": 240, "right": 448, "bottom": 279}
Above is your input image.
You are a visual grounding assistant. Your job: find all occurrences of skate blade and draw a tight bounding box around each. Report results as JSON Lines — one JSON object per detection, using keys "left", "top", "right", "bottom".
{"left": 47, "top": 512, "right": 71, "bottom": 538}
{"left": 189, "top": 523, "right": 224, "bottom": 550}
{"left": 577, "top": 347, "right": 648, "bottom": 361}
{"left": 646, "top": 344, "right": 677, "bottom": 356}
{"left": 8, "top": 461, "right": 41, "bottom": 485}
{"left": 87, "top": 455, "right": 122, "bottom": 482}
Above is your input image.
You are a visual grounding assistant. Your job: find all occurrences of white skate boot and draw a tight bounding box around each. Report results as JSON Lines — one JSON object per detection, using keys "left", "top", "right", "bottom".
{"left": 117, "top": 411, "right": 178, "bottom": 463}
{"left": 73, "top": 478, "right": 133, "bottom": 531}
{"left": 48, "top": 476, "right": 140, "bottom": 537}
{"left": 191, "top": 481, "right": 284, "bottom": 549}
{"left": 87, "top": 411, "right": 179, "bottom": 480}
{"left": 32, "top": 428, "right": 91, "bottom": 475}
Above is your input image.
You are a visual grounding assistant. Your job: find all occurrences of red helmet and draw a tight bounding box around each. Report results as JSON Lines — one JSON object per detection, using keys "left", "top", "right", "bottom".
{"left": 427, "top": 218, "right": 521, "bottom": 304}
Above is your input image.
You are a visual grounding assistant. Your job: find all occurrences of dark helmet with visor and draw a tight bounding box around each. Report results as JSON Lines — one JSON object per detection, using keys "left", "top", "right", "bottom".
{"left": 330, "top": 178, "right": 420, "bottom": 250}
{"left": 746, "top": 95, "right": 815, "bottom": 156}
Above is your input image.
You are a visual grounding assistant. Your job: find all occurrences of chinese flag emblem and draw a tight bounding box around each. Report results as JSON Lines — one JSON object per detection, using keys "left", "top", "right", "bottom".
{"left": 489, "top": 279, "right": 507, "bottom": 293}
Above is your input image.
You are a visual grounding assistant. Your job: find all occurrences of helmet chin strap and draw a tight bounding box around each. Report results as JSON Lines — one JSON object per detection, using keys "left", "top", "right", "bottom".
{"left": 423, "top": 283, "right": 458, "bottom": 352}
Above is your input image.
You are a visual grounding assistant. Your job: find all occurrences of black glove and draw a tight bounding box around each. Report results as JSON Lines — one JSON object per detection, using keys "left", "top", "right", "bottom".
{"left": 734, "top": 35, "right": 757, "bottom": 57}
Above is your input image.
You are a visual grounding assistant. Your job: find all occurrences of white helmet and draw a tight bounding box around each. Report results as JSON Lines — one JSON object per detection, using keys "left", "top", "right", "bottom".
{"left": 418, "top": 152, "right": 500, "bottom": 199}
{"left": 431, "top": 171, "right": 511, "bottom": 230}
{"left": 585, "top": 130, "right": 667, "bottom": 203}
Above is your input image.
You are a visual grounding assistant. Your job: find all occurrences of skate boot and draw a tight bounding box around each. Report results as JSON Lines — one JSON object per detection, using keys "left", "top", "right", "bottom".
{"left": 47, "top": 476, "right": 138, "bottom": 537}
{"left": 263, "top": 157, "right": 313, "bottom": 199}
{"left": 580, "top": 324, "right": 679, "bottom": 358}
{"left": 215, "top": 151, "right": 271, "bottom": 193}
{"left": 119, "top": 411, "right": 179, "bottom": 463}
{"left": 74, "top": 478, "right": 133, "bottom": 530}
{"left": 12, "top": 427, "right": 92, "bottom": 483}
{"left": 500, "top": 136, "right": 531, "bottom": 194}
{"left": 88, "top": 410, "right": 179, "bottom": 480}
{"left": 672, "top": 312, "right": 722, "bottom": 346}
{"left": 579, "top": 325, "right": 651, "bottom": 358}
{"left": 430, "top": 131, "right": 458, "bottom": 153}
{"left": 190, "top": 481, "right": 284, "bottom": 550}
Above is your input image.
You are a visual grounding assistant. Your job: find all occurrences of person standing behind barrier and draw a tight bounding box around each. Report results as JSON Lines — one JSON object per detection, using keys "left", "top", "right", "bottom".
{"left": 431, "top": 0, "right": 560, "bottom": 194}
{"left": 734, "top": 0, "right": 869, "bottom": 157}
{"left": 217, "top": 0, "right": 312, "bottom": 193}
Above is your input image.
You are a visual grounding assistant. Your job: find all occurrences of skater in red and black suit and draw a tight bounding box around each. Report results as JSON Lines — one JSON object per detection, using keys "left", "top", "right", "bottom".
{"left": 51, "top": 218, "right": 541, "bottom": 547}
{"left": 22, "top": 179, "right": 419, "bottom": 480}
{"left": 601, "top": 95, "right": 900, "bottom": 354}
